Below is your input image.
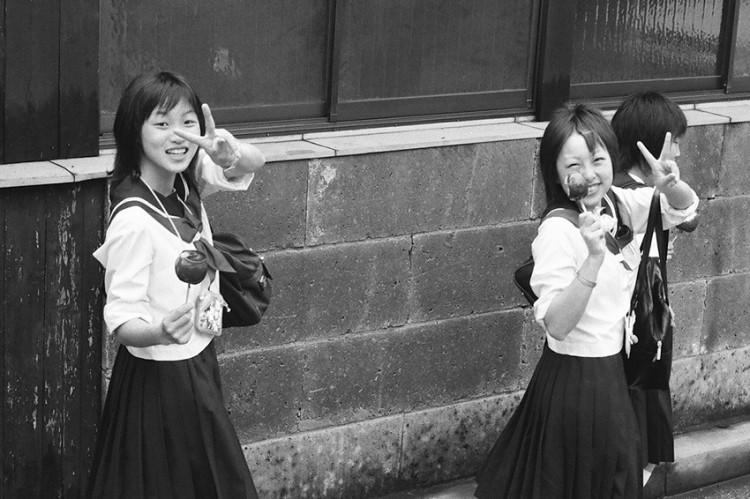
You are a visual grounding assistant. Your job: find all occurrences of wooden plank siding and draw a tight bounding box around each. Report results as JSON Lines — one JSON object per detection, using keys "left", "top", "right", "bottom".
{"left": 3, "top": 1, "right": 60, "bottom": 162}
{"left": 1, "top": 0, "right": 98, "bottom": 163}
{"left": 1, "top": 180, "right": 106, "bottom": 498}
{"left": 59, "top": 0, "right": 100, "bottom": 159}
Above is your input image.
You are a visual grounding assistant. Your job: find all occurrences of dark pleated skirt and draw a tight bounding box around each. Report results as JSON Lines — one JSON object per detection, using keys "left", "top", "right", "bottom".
{"left": 87, "top": 343, "right": 258, "bottom": 499}
{"left": 475, "top": 343, "right": 643, "bottom": 499}
{"left": 629, "top": 387, "right": 674, "bottom": 464}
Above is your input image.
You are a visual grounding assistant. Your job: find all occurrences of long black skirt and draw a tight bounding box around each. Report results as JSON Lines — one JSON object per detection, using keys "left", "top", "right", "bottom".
{"left": 87, "top": 343, "right": 258, "bottom": 499}
{"left": 629, "top": 387, "right": 674, "bottom": 465}
{"left": 475, "top": 343, "right": 643, "bottom": 499}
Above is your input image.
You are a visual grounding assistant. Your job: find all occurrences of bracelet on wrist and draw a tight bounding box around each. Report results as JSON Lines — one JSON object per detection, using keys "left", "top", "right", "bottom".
{"left": 575, "top": 271, "right": 597, "bottom": 288}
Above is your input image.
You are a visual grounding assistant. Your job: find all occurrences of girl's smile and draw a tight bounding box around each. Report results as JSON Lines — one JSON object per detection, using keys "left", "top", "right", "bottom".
{"left": 556, "top": 132, "right": 613, "bottom": 210}
{"left": 139, "top": 99, "right": 200, "bottom": 193}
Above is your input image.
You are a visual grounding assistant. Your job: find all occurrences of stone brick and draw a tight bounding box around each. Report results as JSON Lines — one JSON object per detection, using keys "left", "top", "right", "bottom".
{"left": 668, "top": 197, "right": 750, "bottom": 281}
{"left": 670, "top": 280, "right": 708, "bottom": 358}
{"left": 299, "top": 311, "right": 524, "bottom": 428}
{"left": 679, "top": 124, "right": 724, "bottom": 199}
{"left": 220, "top": 346, "right": 305, "bottom": 442}
{"left": 519, "top": 308, "right": 546, "bottom": 387}
{"left": 245, "top": 414, "right": 403, "bottom": 499}
{"left": 720, "top": 122, "right": 750, "bottom": 196}
{"left": 204, "top": 160, "right": 308, "bottom": 251}
{"left": 409, "top": 223, "right": 538, "bottom": 322}
{"left": 703, "top": 273, "right": 750, "bottom": 352}
{"left": 399, "top": 392, "right": 524, "bottom": 488}
{"left": 306, "top": 141, "right": 538, "bottom": 245}
{"left": 216, "top": 237, "right": 413, "bottom": 351}
{"left": 671, "top": 347, "right": 750, "bottom": 430}
{"left": 530, "top": 157, "right": 547, "bottom": 218}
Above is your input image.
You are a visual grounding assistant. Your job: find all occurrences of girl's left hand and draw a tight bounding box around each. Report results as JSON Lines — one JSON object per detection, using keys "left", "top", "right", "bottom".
{"left": 637, "top": 132, "right": 681, "bottom": 192}
{"left": 174, "top": 103, "right": 241, "bottom": 170}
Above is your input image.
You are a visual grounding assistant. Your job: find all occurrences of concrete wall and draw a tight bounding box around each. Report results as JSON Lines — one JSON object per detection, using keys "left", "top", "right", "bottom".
{"left": 202, "top": 121, "right": 750, "bottom": 498}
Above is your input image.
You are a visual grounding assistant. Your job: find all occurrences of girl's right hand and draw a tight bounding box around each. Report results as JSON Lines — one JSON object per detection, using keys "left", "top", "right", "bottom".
{"left": 579, "top": 211, "right": 606, "bottom": 256}
{"left": 160, "top": 303, "right": 194, "bottom": 344}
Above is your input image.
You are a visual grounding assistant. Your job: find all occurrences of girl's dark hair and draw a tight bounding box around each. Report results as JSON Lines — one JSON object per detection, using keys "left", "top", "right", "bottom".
{"left": 111, "top": 71, "right": 205, "bottom": 184}
{"left": 611, "top": 91, "right": 686, "bottom": 173}
{"left": 539, "top": 103, "right": 619, "bottom": 206}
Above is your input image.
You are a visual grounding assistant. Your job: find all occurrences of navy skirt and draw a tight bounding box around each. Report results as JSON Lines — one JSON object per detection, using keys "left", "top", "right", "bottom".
{"left": 87, "top": 343, "right": 258, "bottom": 499}
{"left": 475, "top": 343, "right": 643, "bottom": 499}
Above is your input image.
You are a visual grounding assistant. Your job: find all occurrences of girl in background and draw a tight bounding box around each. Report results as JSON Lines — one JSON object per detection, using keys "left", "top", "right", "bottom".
{"left": 87, "top": 71, "right": 265, "bottom": 498}
{"left": 475, "top": 103, "right": 698, "bottom": 499}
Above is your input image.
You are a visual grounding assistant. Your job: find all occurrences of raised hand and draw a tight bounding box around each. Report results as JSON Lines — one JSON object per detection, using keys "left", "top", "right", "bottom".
{"left": 578, "top": 211, "right": 606, "bottom": 256}
{"left": 174, "top": 103, "right": 241, "bottom": 169}
{"left": 636, "top": 132, "right": 681, "bottom": 192}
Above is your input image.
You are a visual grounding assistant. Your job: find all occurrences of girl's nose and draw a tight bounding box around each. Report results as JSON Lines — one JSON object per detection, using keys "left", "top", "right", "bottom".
{"left": 580, "top": 162, "right": 596, "bottom": 181}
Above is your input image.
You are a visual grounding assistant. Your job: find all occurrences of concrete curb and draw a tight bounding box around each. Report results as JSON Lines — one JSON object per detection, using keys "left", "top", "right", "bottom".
{"left": 375, "top": 416, "right": 750, "bottom": 499}
{"left": 657, "top": 417, "right": 750, "bottom": 497}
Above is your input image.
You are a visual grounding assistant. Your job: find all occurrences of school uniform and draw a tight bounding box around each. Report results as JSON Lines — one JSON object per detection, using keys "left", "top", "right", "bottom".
{"left": 87, "top": 152, "right": 259, "bottom": 499}
{"left": 614, "top": 171, "right": 677, "bottom": 466}
{"left": 475, "top": 186, "right": 698, "bottom": 499}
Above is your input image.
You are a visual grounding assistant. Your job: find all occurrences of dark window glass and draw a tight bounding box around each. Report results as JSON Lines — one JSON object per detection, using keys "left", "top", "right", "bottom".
{"left": 99, "top": 0, "right": 332, "bottom": 131}
{"left": 334, "top": 0, "right": 536, "bottom": 119}
{"left": 571, "top": 0, "right": 725, "bottom": 84}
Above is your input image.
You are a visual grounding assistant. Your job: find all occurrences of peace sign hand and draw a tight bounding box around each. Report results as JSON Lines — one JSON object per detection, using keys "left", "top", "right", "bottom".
{"left": 174, "top": 103, "right": 241, "bottom": 170}
{"left": 636, "top": 132, "right": 681, "bottom": 192}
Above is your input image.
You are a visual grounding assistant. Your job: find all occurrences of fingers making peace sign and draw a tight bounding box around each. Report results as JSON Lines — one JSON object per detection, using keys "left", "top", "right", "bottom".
{"left": 175, "top": 103, "right": 242, "bottom": 170}
{"left": 636, "top": 132, "right": 681, "bottom": 192}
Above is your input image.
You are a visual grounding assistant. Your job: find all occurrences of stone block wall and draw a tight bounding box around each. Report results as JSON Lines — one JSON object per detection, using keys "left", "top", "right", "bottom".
{"left": 201, "top": 122, "right": 750, "bottom": 498}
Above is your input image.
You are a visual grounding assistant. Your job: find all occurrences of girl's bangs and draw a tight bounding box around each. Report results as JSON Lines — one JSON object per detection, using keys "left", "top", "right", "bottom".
{"left": 155, "top": 84, "right": 196, "bottom": 113}
{"left": 577, "top": 128, "right": 601, "bottom": 153}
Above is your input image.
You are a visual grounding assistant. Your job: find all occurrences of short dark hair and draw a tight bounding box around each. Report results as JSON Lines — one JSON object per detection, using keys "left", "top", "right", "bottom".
{"left": 539, "top": 103, "right": 619, "bottom": 206}
{"left": 111, "top": 71, "right": 205, "bottom": 184}
{"left": 611, "top": 91, "right": 687, "bottom": 173}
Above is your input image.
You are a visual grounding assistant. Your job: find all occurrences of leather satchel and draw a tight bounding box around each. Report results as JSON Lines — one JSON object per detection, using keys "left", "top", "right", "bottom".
{"left": 624, "top": 192, "right": 673, "bottom": 390}
{"left": 213, "top": 232, "right": 273, "bottom": 328}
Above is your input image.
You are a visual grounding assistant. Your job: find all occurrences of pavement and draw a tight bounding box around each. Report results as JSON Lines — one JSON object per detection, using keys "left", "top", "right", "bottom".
{"left": 375, "top": 415, "right": 750, "bottom": 499}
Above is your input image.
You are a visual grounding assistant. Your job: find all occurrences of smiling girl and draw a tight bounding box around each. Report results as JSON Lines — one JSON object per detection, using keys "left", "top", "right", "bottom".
{"left": 474, "top": 104, "right": 698, "bottom": 499}
{"left": 87, "top": 71, "right": 264, "bottom": 498}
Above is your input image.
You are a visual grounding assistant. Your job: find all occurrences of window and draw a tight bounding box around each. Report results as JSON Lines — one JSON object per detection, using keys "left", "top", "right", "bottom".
{"left": 570, "top": 0, "right": 732, "bottom": 99}
{"left": 99, "top": 0, "right": 539, "bottom": 133}
{"left": 3, "top": 0, "right": 750, "bottom": 162}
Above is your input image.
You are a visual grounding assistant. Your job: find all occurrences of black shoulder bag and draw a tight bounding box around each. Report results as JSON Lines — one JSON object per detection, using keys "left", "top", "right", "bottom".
{"left": 212, "top": 232, "right": 273, "bottom": 328}
{"left": 624, "top": 191, "right": 673, "bottom": 390}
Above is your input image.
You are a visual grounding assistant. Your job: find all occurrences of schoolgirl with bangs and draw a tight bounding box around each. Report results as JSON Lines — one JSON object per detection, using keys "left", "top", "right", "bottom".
{"left": 475, "top": 104, "right": 699, "bottom": 499}
{"left": 87, "top": 71, "right": 265, "bottom": 499}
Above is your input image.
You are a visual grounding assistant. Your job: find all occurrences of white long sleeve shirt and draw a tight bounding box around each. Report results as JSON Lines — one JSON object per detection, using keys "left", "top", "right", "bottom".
{"left": 93, "top": 152, "right": 254, "bottom": 361}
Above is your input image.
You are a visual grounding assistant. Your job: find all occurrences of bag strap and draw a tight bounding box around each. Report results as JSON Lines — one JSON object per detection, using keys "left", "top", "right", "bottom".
{"left": 640, "top": 191, "right": 669, "bottom": 281}
{"left": 544, "top": 208, "right": 580, "bottom": 227}
{"left": 631, "top": 191, "right": 669, "bottom": 309}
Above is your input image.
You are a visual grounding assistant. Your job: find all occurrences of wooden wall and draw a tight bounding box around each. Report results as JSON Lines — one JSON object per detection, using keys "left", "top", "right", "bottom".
{"left": 1, "top": 180, "right": 106, "bottom": 498}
